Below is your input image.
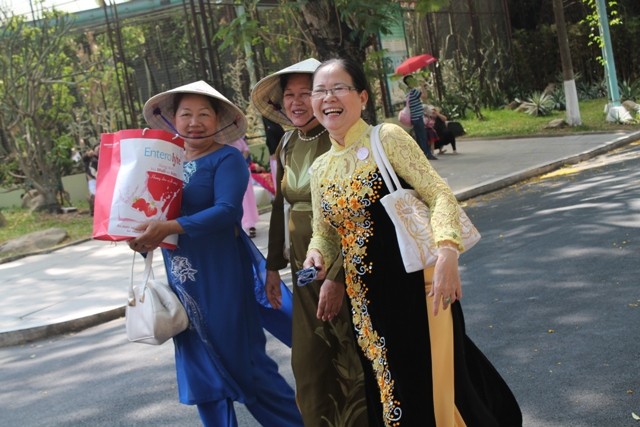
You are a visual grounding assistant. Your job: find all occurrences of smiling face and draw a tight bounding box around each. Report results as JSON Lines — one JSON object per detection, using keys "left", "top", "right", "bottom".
{"left": 311, "top": 62, "right": 368, "bottom": 145}
{"left": 174, "top": 94, "right": 221, "bottom": 158}
{"left": 282, "top": 73, "right": 318, "bottom": 133}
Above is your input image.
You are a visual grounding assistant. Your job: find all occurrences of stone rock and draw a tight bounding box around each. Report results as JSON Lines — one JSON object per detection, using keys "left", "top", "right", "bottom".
{"left": 622, "top": 100, "right": 639, "bottom": 113}
{"left": 506, "top": 100, "right": 521, "bottom": 110}
{"left": 544, "top": 118, "right": 567, "bottom": 129}
{"left": 0, "top": 228, "right": 68, "bottom": 255}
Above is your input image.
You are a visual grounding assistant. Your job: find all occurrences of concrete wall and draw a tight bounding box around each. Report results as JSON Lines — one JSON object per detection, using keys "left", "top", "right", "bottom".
{"left": 0, "top": 188, "right": 23, "bottom": 209}
{"left": 0, "top": 173, "right": 89, "bottom": 209}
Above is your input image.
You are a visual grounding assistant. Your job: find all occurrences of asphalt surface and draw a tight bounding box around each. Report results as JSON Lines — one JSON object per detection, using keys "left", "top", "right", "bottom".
{"left": 458, "top": 145, "right": 640, "bottom": 427}
{"left": 1, "top": 130, "right": 638, "bottom": 348}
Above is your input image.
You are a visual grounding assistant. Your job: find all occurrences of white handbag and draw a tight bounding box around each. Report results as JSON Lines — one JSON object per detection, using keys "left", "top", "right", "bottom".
{"left": 125, "top": 250, "right": 189, "bottom": 345}
{"left": 370, "top": 125, "right": 481, "bottom": 273}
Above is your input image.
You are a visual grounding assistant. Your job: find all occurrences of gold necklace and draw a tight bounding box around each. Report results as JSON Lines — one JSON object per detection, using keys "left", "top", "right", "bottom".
{"left": 297, "top": 128, "right": 327, "bottom": 142}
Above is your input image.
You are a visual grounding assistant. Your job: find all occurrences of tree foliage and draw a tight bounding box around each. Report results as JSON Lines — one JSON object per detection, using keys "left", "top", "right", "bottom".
{"left": 580, "top": 0, "right": 621, "bottom": 63}
{"left": 217, "top": 0, "right": 415, "bottom": 62}
{"left": 0, "top": 11, "right": 82, "bottom": 211}
{"left": 214, "top": 0, "right": 448, "bottom": 124}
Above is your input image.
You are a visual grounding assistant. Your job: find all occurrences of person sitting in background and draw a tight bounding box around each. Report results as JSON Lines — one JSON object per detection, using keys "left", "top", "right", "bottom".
{"left": 423, "top": 104, "right": 439, "bottom": 157}
{"left": 426, "top": 105, "right": 458, "bottom": 154}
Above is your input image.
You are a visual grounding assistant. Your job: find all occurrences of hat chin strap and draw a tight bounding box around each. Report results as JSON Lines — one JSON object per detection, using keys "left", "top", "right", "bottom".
{"left": 300, "top": 116, "right": 317, "bottom": 128}
{"left": 153, "top": 107, "right": 239, "bottom": 140}
{"left": 177, "top": 124, "right": 234, "bottom": 140}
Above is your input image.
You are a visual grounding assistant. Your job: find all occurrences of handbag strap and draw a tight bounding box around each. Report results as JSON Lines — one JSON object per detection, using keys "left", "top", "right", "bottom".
{"left": 128, "top": 250, "right": 155, "bottom": 304}
{"left": 370, "top": 124, "right": 404, "bottom": 193}
{"left": 278, "top": 130, "right": 295, "bottom": 255}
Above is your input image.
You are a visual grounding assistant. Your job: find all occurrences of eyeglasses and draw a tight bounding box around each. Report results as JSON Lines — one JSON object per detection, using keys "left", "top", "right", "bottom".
{"left": 311, "top": 85, "right": 356, "bottom": 99}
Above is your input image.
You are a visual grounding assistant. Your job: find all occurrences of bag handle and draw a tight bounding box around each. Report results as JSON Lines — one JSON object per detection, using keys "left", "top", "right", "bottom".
{"left": 128, "top": 250, "right": 155, "bottom": 305}
{"left": 370, "top": 124, "right": 404, "bottom": 193}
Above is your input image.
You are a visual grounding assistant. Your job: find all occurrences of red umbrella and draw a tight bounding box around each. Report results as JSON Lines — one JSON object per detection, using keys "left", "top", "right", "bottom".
{"left": 395, "top": 54, "right": 438, "bottom": 75}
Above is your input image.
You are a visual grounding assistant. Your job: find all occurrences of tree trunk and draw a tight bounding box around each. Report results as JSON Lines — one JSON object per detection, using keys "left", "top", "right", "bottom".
{"left": 296, "top": 1, "right": 376, "bottom": 122}
{"left": 297, "top": 1, "right": 367, "bottom": 64}
{"left": 552, "top": 0, "right": 582, "bottom": 126}
{"left": 29, "top": 180, "right": 63, "bottom": 213}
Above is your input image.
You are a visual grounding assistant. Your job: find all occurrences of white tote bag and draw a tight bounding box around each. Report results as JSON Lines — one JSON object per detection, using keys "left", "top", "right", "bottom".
{"left": 370, "top": 125, "right": 481, "bottom": 273}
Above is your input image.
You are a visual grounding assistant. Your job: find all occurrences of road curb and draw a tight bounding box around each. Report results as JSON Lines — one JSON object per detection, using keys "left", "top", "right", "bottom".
{"left": 455, "top": 131, "right": 640, "bottom": 201}
{"left": 0, "top": 307, "right": 125, "bottom": 348}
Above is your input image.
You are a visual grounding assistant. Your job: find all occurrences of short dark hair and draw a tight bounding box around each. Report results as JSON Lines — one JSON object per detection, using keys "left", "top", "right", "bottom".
{"left": 279, "top": 73, "right": 313, "bottom": 93}
{"left": 172, "top": 93, "right": 218, "bottom": 115}
{"left": 402, "top": 75, "right": 414, "bottom": 86}
{"left": 279, "top": 74, "right": 291, "bottom": 93}
{"left": 314, "top": 58, "right": 370, "bottom": 94}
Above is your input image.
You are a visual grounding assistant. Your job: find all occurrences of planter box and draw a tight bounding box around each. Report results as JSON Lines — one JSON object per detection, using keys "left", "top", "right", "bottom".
{"left": 0, "top": 173, "right": 89, "bottom": 209}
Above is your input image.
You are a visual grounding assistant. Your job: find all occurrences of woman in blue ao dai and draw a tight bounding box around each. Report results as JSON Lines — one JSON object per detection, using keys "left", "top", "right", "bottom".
{"left": 129, "top": 81, "right": 302, "bottom": 427}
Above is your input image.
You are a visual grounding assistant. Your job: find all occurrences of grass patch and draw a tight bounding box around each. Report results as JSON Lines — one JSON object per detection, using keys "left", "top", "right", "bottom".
{"left": 458, "top": 98, "right": 640, "bottom": 138}
{"left": 0, "top": 202, "right": 94, "bottom": 260}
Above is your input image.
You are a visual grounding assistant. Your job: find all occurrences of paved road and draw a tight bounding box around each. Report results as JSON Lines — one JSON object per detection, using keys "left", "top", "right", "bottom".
{"left": 459, "top": 143, "right": 640, "bottom": 427}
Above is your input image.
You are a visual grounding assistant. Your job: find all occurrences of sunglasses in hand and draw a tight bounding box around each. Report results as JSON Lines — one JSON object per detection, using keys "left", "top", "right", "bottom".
{"left": 296, "top": 266, "right": 319, "bottom": 287}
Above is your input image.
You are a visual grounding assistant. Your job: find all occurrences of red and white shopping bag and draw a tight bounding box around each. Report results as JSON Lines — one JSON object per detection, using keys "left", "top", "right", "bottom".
{"left": 93, "top": 129, "right": 184, "bottom": 249}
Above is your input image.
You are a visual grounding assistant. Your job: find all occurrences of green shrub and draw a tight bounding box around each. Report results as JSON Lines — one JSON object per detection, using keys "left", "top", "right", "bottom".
{"left": 619, "top": 78, "right": 640, "bottom": 102}
{"left": 521, "top": 92, "right": 556, "bottom": 116}
{"left": 549, "top": 87, "right": 566, "bottom": 111}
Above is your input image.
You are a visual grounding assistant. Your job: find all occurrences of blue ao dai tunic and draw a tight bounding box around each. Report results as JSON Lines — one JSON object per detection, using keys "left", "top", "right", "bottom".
{"left": 161, "top": 145, "right": 275, "bottom": 405}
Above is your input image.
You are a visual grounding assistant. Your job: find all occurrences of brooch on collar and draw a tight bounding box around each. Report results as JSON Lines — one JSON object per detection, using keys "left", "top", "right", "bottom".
{"left": 356, "top": 147, "right": 369, "bottom": 160}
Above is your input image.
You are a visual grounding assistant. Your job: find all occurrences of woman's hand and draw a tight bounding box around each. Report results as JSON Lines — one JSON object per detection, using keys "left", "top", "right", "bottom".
{"left": 316, "top": 280, "right": 345, "bottom": 322}
{"left": 303, "top": 249, "right": 326, "bottom": 281}
{"left": 128, "top": 220, "right": 182, "bottom": 253}
{"left": 265, "top": 270, "right": 283, "bottom": 310}
{"left": 429, "top": 245, "right": 462, "bottom": 316}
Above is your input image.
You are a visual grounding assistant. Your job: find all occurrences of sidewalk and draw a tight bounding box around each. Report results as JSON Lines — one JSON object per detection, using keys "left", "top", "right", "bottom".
{"left": 1, "top": 130, "right": 638, "bottom": 347}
